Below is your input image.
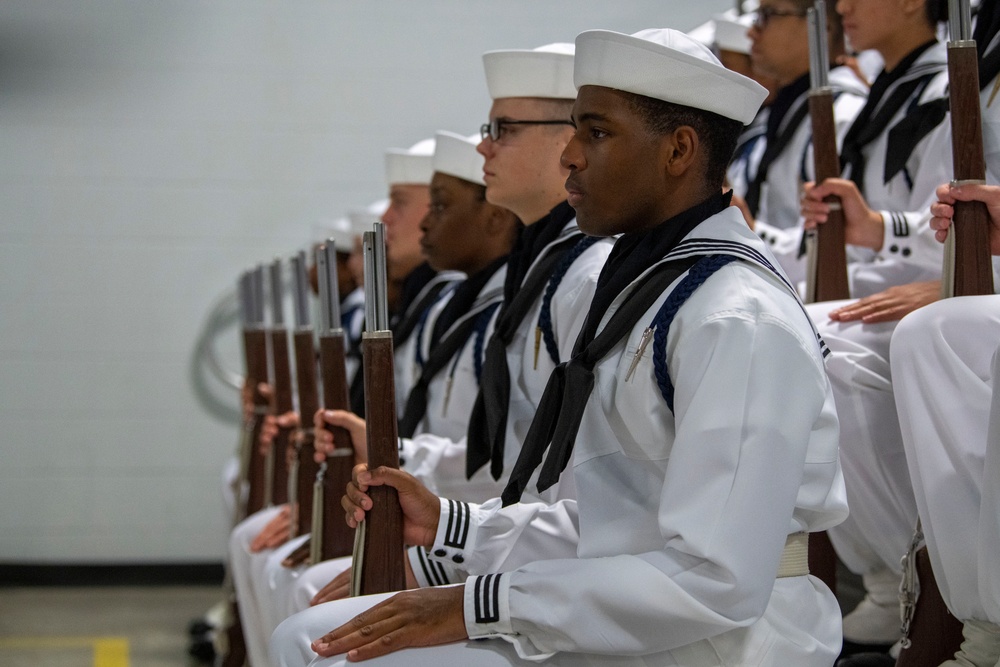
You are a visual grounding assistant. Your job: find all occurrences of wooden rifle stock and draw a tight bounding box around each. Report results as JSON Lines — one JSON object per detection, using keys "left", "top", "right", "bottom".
{"left": 353, "top": 225, "right": 406, "bottom": 596}
{"left": 805, "top": 2, "right": 850, "bottom": 303}
{"left": 946, "top": 20, "right": 995, "bottom": 297}
{"left": 312, "top": 239, "right": 356, "bottom": 563}
{"left": 268, "top": 259, "right": 294, "bottom": 506}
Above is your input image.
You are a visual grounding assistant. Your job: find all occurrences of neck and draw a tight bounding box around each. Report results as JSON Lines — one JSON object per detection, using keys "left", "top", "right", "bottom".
{"left": 778, "top": 66, "right": 810, "bottom": 88}
{"left": 880, "top": 29, "right": 936, "bottom": 73}
{"left": 515, "top": 191, "right": 568, "bottom": 226}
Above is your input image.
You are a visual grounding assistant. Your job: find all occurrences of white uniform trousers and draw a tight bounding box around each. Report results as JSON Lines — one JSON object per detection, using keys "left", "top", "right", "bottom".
{"left": 252, "top": 533, "right": 309, "bottom": 640}
{"left": 229, "top": 504, "right": 285, "bottom": 666}
{"left": 891, "top": 297, "right": 1000, "bottom": 621}
{"left": 982, "top": 342, "right": 1000, "bottom": 624}
{"left": 805, "top": 300, "right": 917, "bottom": 576}
{"left": 271, "top": 578, "right": 840, "bottom": 667}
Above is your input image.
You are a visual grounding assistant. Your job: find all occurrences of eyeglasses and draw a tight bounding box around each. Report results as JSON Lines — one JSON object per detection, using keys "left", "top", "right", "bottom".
{"left": 752, "top": 6, "right": 808, "bottom": 29}
{"left": 480, "top": 118, "right": 574, "bottom": 143}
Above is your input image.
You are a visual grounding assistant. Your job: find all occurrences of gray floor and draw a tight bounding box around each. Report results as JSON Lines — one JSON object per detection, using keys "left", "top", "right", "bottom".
{"left": 0, "top": 566, "right": 863, "bottom": 667}
{"left": 0, "top": 586, "right": 223, "bottom": 667}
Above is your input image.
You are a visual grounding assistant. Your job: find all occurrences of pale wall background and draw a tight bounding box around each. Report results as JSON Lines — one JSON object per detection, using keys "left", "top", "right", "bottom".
{"left": 0, "top": 0, "right": 737, "bottom": 563}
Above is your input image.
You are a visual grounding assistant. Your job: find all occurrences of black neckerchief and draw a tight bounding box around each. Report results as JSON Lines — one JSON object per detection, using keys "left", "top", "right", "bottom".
{"left": 466, "top": 200, "right": 582, "bottom": 480}
{"left": 840, "top": 40, "right": 942, "bottom": 186}
{"left": 976, "top": 0, "right": 1000, "bottom": 88}
{"left": 582, "top": 191, "right": 730, "bottom": 347}
{"left": 500, "top": 192, "right": 730, "bottom": 504}
{"left": 745, "top": 74, "right": 811, "bottom": 218}
{"left": 397, "top": 255, "right": 508, "bottom": 438}
{"left": 501, "top": 201, "right": 576, "bottom": 309}
{"left": 430, "top": 255, "right": 507, "bottom": 348}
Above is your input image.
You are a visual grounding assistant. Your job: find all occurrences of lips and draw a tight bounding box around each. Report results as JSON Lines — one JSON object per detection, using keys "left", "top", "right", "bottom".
{"left": 565, "top": 178, "right": 584, "bottom": 207}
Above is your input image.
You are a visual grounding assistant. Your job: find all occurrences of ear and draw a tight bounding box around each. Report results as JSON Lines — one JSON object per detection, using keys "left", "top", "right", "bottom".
{"left": 663, "top": 126, "right": 700, "bottom": 178}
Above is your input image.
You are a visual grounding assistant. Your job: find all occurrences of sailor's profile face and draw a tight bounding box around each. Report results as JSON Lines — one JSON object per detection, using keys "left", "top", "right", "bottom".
{"left": 382, "top": 183, "right": 430, "bottom": 278}
{"left": 420, "top": 172, "right": 490, "bottom": 275}
{"left": 561, "top": 85, "right": 671, "bottom": 237}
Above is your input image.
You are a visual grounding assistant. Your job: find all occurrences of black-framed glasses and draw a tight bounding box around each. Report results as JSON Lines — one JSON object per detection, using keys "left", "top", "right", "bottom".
{"left": 752, "top": 6, "right": 808, "bottom": 29}
{"left": 480, "top": 118, "right": 574, "bottom": 143}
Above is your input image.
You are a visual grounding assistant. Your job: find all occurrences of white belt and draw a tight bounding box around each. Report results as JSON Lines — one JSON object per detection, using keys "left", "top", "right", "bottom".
{"left": 776, "top": 532, "right": 810, "bottom": 578}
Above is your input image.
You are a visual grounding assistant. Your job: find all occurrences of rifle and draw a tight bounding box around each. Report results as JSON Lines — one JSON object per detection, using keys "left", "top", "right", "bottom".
{"left": 804, "top": 0, "right": 851, "bottom": 304}
{"left": 351, "top": 223, "right": 406, "bottom": 596}
{"left": 266, "top": 258, "right": 294, "bottom": 506}
{"left": 244, "top": 265, "right": 270, "bottom": 516}
{"left": 221, "top": 270, "right": 257, "bottom": 667}
{"left": 289, "top": 251, "right": 323, "bottom": 538}
{"left": 309, "top": 240, "right": 356, "bottom": 564}
{"left": 942, "top": 0, "right": 995, "bottom": 298}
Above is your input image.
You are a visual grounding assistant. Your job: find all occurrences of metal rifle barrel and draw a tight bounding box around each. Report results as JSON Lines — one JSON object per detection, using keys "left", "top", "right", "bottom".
{"left": 353, "top": 223, "right": 405, "bottom": 596}
{"left": 317, "top": 240, "right": 343, "bottom": 334}
{"left": 808, "top": 2, "right": 829, "bottom": 90}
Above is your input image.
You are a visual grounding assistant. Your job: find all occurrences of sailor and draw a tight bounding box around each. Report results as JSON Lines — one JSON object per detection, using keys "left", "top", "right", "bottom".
{"left": 255, "top": 130, "right": 519, "bottom": 632}
{"left": 271, "top": 26, "right": 847, "bottom": 667}
{"left": 263, "top": 40, "right": 614, "bottom": 633}
{"left": 743, "top": 0, "right": 867, "bottom": 287}
{"left": 888, "top": 7, "right": 1000, "bottom": 658}
{"left": 228, "top": 138, "right": 462, "bottom": 666}
{"left": 794, "top": 0, "right": 954, "bottom": 652}
{"left": 891, "top": 189, "right": 1000, "bottom": 663}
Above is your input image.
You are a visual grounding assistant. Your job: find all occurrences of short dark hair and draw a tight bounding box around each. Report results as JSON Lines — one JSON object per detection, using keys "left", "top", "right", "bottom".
{"left": 622, "top": 91, "right": 744, "bottom": 189}
{"left": 924, "top": 0, "right": 948, "bottom": 25}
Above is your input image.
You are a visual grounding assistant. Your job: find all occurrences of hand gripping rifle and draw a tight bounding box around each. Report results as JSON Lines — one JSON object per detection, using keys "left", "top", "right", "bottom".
{"left": 244, "top": 265, "right": 270, "bottom": 516}
{"left": 942, "top": 0, "right": 995, "bottom": 298}
{"left": 804, "top": 0, "right": 851, "bottom": 304}
{"left": 309, "top": 240, "right": 356, "bottom": 564}
{"left": 266, "top": 258, "right": 294, "bottom": 506}
{"left": 289, "top": 251, "right": 323, "bottom": 538}
{"left": 350, "top": 223, "right": 406, "bottom": 596}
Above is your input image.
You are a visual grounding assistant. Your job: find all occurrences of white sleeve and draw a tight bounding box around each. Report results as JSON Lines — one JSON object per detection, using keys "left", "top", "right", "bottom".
{"left": 400, "top": 434, "right": 508, "bottom": 503}
{"left": 464, "top": 311, "right": 832, "bottom": 658}
{"left": 426, "top": 497, "right": 580, "bottom": 577}
{"left": 877, "top": 207, "right": 943, "bottom": 275}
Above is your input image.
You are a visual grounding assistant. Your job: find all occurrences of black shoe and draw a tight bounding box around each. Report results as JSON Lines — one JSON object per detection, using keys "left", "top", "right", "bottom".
{"left": 188, "top": 617, "right": 214, "bottom": 636}
{"left": 839, "top": 639, "right": 894, "bottom": 658}
{"left": 187, "top": 635, "right": 216, "bottom": 664}
{"left": 835, "top": 652, "right": 896, "bottom": 667}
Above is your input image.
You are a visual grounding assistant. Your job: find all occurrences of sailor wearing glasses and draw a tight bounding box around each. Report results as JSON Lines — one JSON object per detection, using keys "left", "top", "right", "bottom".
{"left": 272, "top": 26, "right": 846, "bottom": 667}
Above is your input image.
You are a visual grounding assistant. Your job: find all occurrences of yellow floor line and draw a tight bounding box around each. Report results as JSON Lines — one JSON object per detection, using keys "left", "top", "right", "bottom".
{"left": 0, "top": 636, "right": 130, "bottom": 667}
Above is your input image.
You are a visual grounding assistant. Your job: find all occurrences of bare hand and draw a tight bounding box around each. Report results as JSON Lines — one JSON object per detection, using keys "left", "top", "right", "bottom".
{"left": 250, "top": 504, "right": 293, "bottom": 552}
{"left": 834, "top": 54, "right": 871, "bottom": 88}
{"left": 827, "top": 281, "right": 940, "bottom": 323}
{"left": 343, "top": 465, "right": 440, "bottom": 549}
{"left": 311, "top": 586, "right": 467, "bottom": 660}
{"left": 802, "top": 179, "right": 884, "bottom": 250}
{"left": 316, "top": 409, "right": 368, "bottom": 464}
{"left": 930, "top": 181, "right": 1000, "bottom": 254}
{"left": 260, "top": 410, "right": 299, "bottom": 455}
{"left": 310, "top": 552, "right": 418, "bottom": 606}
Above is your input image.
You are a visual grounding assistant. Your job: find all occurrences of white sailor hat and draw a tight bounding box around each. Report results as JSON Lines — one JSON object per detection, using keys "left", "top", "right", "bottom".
{"left": 574, "top": 29, "right": 768, "bottom": 125}
{"left": 714, "top": 14, "right": 754, "bottom": 55}
{"left": 313, "top": 216, "right": 354, "bottom": 250}
{"left": 385, "top": 138, "right": 435, "bottom": 186}
{"left": 347, "top": 199, "right": 388, "bottom": 239}
{"left": 433, "top": 131, "right": 485, "bottom": 186}
{"left": 482, "top": 42, "right": 576, "bottom": 100}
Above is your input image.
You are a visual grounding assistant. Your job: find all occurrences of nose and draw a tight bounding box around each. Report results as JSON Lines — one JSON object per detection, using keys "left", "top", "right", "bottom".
{"left": 560, "top": 133, "right": 584, "bottom": 172}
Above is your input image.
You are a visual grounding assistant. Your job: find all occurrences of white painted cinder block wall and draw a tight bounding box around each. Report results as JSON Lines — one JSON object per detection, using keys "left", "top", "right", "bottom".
{"left": 0, "top": 0, "right": 735, "bottom": 563}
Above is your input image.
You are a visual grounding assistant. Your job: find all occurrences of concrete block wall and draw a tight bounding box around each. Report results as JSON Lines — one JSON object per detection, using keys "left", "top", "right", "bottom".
{"left": 0, "top": 0, "right": 733, "bottom": 562}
